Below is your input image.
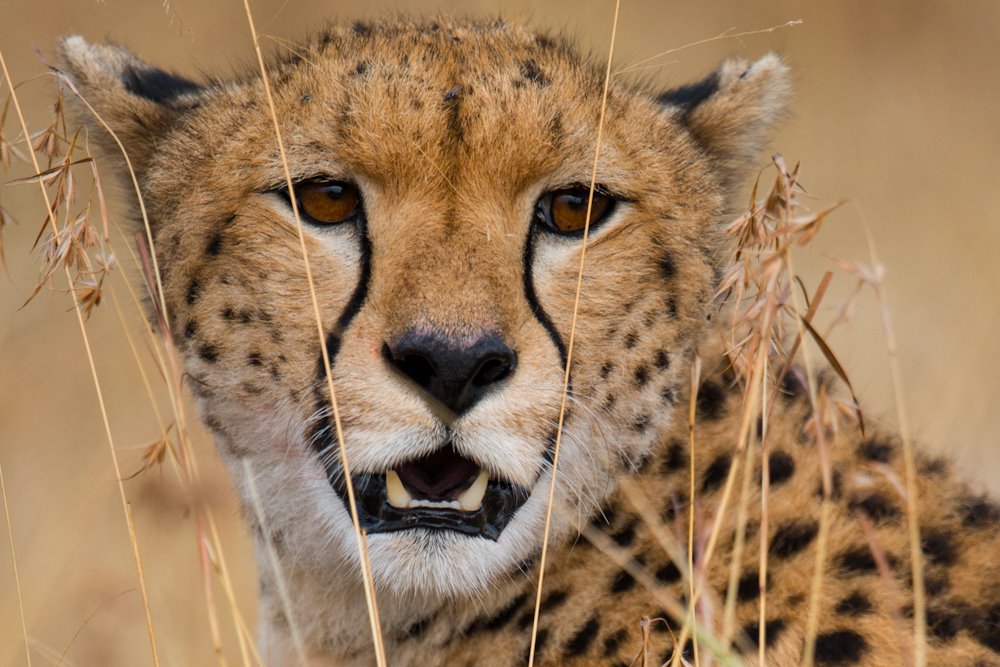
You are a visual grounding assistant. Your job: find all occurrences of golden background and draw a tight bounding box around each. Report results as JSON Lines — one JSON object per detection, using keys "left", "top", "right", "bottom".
{"left": 1, "top": 1, "right": 998, "bottom": 665}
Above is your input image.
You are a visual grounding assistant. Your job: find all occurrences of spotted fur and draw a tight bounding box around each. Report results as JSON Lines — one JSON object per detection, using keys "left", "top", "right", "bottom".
{"left": 59, "top": 18, "right": 1000, "bottom": 667}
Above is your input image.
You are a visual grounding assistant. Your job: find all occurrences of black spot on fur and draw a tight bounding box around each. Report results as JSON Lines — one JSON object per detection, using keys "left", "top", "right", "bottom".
{"left": 471, "top": 593, "right": 527, "bottom": 632}
{"left": 835, "top": 591, "right": 873, "bottom": 616}
{"left": 813, "top": 630, "right": 868, "bottom": 664}
{"left": 835, "top": 547, "right": 897, "bottom": 574}
{"left": 602, "top": 628, "right": 627, "bottom": 655}
{"left": 659, "top": 252, "right": 676, "bottom": 280}
{"left": 961, "top": 495, "right": 1000, "bottom": 527}
{"left": 762, "top": 450, "right": 793, "bottom": 486}
{"left": 352, "top": 21, "right": 372, "bottom": 36}
{"left": 926, "top": 606, "right": 962, "bottom": 641}
{"left": 779, "top": 368, "right": 807, "bottom": 401}
{"left": 186, "top": 278, "right": 202, "bottom": 305}
{"left": 610, "top": 570, "right": 635, "bottom": 593}
{"left": 632, "top": 414, "right": 651, "bottom": 433}
{"left": 653, "top": 350, "right": 670, "bottom": 369}
{"left": 611, "top": 519, "right": 637, "bottom": 546}
{"left": 657, "top": 71, "right": 719, "bottom": 113}
{"left": 655, "top": 561, "right": 681, "bottom": 584}
{"left": 221, "top": 307, "right": 235, "bottom": 321}
{"left": 661, "top": 385, "right": 676, "bottom": 405}
{"left": 634, "top": 366, "right": 649, "bottom": 387}
{"left": 858, "top": 438, "right": 894, "bottom": 463}
{"left": 666, "top": 297, "right": 678, "bottom": 318}
{"left": 624, "top": 332, "right": 639, "bottom": 349}
{"left": 925, "top": 573, "right": 950, "bottom": 597}
{"left": 198, "top": 344, "right": 219, "bottom": 363}
{"left": 521, "top": 60, "right": 549, "bottom": 86}
{"left": 247, "top": 352, "right": 263, "bottom": 367}
{"left": 737, "top": 571, "right": 763, "bottom": 601}
{"left": 564, "top": 617, "right": 600, "bottom": 657}
{"left": 849, "top": 494, "right": 901, "bottom": 523}
{"left": 353, "top": 61, "right": 369, "bottom": 76}
{"left": 740, "top": 618, "right": 786, "bottom": 650}
{"left": 770, "top": 521, "right": 819, "bottom": 559}
{"left": 206, "top": 230, "right": 223, "bottom": 256}
{"left": 970, "top": 603, "right": 1000, "bottom": 652}
{"left": 701, "top": 453, "right": 731, "bottom": 492}
{"left": 184, "top": 320, "right": 198, "bottom": 338}
{"left": 921, "top": 530, "right": 958, "bottom": 566}
{"left": 599, "top": 362, "right": 614, "bottom": 379}
{"left": 696, "top": 381, "right": 726, "bottom": 420}
{"left": 662, "top": 440, "right": 687, "bottom": 473}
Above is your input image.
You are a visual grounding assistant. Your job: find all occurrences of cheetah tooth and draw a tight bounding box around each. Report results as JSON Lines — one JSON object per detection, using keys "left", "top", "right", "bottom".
{"left": 386, "top": 470, "right": 413, "bottom": 509}
{"left": 457, "top": 470, "right": 489, "bottom": 512}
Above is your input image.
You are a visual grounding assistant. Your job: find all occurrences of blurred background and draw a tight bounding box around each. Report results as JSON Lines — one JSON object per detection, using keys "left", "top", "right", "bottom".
{"left": 1, "top": 1, "right": 998, "bottom": 665}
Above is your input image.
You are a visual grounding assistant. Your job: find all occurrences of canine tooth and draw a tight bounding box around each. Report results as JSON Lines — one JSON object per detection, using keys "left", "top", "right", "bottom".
{"left": 457, "top": 470, "right": 489, "bottom": 512}
{"left": 386, "top": 470, "right": 412, "bottom": 509}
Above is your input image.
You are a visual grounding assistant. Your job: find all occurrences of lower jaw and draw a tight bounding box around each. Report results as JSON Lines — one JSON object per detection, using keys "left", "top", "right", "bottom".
{"left": 330, "top": 472, "right": 530, "bottom": 541}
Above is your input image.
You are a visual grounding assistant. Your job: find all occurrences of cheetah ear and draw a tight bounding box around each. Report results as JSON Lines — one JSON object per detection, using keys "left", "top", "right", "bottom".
{"left": 57, "top": 36, "right": 203, "bottom": 175}
{"left": 659, "top": 54, "right": 791, "bottom": 191}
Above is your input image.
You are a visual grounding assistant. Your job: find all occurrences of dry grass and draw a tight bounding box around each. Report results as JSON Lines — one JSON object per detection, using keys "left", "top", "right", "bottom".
{"left": 1, "top": 2, "right": 999, "bottom": 666}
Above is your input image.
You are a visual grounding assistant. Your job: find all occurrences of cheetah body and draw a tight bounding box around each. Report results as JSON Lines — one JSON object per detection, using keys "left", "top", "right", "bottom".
{"left": 59, "top": 18, "right": 1000, "bottom": 666}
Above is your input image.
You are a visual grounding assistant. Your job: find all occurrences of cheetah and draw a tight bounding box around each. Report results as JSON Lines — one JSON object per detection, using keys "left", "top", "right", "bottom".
{"left": 58, "top": 17, "right": 1000, "bottom": 667}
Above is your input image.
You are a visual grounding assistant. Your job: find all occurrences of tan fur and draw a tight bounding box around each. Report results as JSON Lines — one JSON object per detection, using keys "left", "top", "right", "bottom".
{"left": 59, "top": 18, "right": 1000, "bottom": 666}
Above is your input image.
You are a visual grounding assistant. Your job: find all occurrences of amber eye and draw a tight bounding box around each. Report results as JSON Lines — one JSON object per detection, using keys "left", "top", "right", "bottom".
{"left": 293, "top": 180, "right": 361, "bottom": 225}
{"left": 534, "top": 186, "right": 616, "bottom": 235}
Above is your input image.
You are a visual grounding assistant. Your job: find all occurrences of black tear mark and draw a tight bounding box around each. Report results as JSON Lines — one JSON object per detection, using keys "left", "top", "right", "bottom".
{"left": 769, "top": 521, "right": 819, "bottom": 559}
{"left": 813, "top": 630, "right": 868, "bottom": 664}
{"left": 522, "top": 230, "right": 568, "bottom": 368}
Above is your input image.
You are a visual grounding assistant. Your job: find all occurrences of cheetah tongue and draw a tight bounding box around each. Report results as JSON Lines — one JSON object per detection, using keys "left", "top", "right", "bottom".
{"left": 386, "top": 469, "right": 489, "bottom": 512}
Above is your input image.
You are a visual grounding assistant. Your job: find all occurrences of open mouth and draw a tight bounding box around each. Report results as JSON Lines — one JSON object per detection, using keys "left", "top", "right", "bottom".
{"left": 328, "top": 444, "right": 530, "bottom": 541}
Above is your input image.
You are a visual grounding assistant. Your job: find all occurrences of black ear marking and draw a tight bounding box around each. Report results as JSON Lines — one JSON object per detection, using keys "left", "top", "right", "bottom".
{"left": 656, "top": 71, "right": 719, "bottom": 114}
{"left": 122, "top": 64, "right": 202, "bottom": 104}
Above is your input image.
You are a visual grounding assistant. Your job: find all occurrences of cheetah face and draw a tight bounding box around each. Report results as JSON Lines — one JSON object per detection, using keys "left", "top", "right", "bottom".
{"left": 61, "top": 20, "right": 788, "bottom": 598}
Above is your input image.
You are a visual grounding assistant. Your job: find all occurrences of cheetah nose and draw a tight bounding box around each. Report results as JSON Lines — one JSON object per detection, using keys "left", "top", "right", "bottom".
{"left": 382, "top": 331, "right": 517, "bottom": 416}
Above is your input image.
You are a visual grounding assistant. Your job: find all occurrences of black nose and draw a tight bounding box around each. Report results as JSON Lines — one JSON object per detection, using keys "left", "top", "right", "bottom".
{"left": 383, "top": 331, "right": 517, "bottom": 416}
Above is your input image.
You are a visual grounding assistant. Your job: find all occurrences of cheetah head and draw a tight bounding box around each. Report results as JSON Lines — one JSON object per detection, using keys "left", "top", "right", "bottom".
{"left": 60, "top": 19, "right": 788, "bottom": 599}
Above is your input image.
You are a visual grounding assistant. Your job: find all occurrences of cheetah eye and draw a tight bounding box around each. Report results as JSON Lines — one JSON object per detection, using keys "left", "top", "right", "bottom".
{"left": 290, "top": 180, "right": 361, "bottom": 225}
{"left": 534, "top": 186, "right": 617, "bottom": 235}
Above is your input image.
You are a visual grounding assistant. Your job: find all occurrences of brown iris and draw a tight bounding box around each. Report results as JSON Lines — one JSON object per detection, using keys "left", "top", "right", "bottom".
{"left": 535, "top": 186, "right": 616, "bottom": 234}
{"left": 295, "top": 181, "right": 360, "bottom": 224}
